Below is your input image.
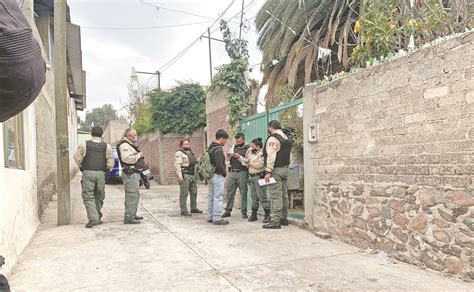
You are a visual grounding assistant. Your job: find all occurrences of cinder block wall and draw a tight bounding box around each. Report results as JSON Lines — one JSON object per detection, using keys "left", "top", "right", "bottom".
{"left": 304, "top": 31, "right": 473, "bottom": 280}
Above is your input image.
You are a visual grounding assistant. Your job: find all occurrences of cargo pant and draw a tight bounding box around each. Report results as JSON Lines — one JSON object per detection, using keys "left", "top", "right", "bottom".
{"left": 267, "top": 167, "right": 289, "bottom": 222}
{"left": 224, "top": 170, "right": 249, "bottom": 214}
{"left": 122, "top": 171, "right": 140, "bottom": 222}
{"left": 81, "top": 170, "right": 106, "bottom": 222}
{"left": 248, "top": 174, "right": 270, "bottom": 210}
{"left": 180, "top": 174, "right": 198, "bottom": 212}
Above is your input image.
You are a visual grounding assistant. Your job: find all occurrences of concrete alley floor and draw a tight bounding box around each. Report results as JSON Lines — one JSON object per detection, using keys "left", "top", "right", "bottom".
{"left": 9, "top": 175, "right": 471, "bottom": 291}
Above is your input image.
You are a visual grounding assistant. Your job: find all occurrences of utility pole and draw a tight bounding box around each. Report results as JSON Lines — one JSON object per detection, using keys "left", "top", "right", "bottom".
{"left": 201, "top": 30, "right": 225, "bottom": 82}
{"left": 54, "top": 0, "right": 71, "bottom": 225}
{"left": 156, "top": 71, "right": 161, "bottom": 90}
{"left": 239, "top": 0, "right": 245, "bottom": 39}
{"left": 208, "top": 27, "right": 213, "bottom": 81}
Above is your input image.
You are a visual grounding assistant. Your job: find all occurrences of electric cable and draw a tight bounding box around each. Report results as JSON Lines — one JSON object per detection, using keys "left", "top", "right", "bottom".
{"left": 140, "top": 0, "right": 241, "bottom": 25}
{"left": 81, "top": 21, "right": 214, "bottom": 30}
{"left": 158, "top": 0, "right": 257, "bottom": 75}
{"left": 158, "top": 0, "right": 237, "bottom": 73}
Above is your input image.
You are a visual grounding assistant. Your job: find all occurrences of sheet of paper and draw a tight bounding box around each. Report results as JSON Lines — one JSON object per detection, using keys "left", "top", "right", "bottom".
{"left": 239, "top": 156, "right": 248, "bottom": 166}
{"left": 227, "top": 145, "right": 234, "bottom": 155}
{"left": 258, "top": 177, "right": 276, "bottom": 186}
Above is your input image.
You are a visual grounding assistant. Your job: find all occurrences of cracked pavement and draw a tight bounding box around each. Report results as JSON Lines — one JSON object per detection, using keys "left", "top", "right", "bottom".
{"left": 8, "top": 175, "right": 472, "bottom": 291}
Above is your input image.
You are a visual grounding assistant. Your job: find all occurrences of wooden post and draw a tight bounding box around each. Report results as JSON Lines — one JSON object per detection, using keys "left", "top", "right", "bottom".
{"left": 54, "top": 0, "right": 71, "bottom": 225}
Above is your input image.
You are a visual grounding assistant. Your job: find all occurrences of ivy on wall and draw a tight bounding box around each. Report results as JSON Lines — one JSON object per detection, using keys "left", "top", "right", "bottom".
{"left": 149, "top": 82, "right": 206, "bottom": 135}
{"left": 210, "top": 20, "right": 251, "bottom": 127}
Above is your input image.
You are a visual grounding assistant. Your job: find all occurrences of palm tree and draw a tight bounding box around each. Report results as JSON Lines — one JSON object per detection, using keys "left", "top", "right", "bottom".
{"left": 255, "top": 0, "right": 359, "bottom": 107}
{"left": 255, "top": 0, "right": 472, "bottom": 108}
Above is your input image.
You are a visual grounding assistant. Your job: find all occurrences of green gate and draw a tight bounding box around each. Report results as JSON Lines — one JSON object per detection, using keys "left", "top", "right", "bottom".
{"left": 240, "top": 98, "right": 303, "bottom": 141}
{"left": 240, "top": 99, "right": 304, "bottom": 220}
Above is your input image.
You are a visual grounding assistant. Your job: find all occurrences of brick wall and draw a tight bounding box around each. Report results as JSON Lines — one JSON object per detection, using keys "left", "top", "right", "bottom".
{"left": 139, "top": 129, "right": 206, "bottom": 185}
{"left": 206, "top": 87, "right": 232, "bottom": 148}
{"left": 304, "top": 31, "right": 474, "bottom": 281}
{"left": 35, "top": 90, "right": 57, "bottom": 217}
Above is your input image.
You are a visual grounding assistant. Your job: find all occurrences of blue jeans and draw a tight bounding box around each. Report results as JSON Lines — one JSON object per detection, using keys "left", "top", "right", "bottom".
{"left": 208, "top": 174, "right": 225, "bottom": 221}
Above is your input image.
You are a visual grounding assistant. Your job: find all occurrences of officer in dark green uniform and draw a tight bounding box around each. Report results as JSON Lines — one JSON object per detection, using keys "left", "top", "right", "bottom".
{"left": 74, "top": 126, "right": 115, "bottom": 228}
{"left": 263, "top": 120, "right": 293, "bottom": 229}
{"left": 222, "top": 133, "right": 250, "bottom": 219}
{"left": 117, "top": 128, "right": 145, "bottom": 225}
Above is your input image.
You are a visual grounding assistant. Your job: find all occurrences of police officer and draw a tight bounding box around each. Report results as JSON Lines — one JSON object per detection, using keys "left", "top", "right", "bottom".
{"left": 175, "top": 138, "right": 202, "bottom": 216}
{"left": 222, "top": 133, "right": 250, "bottom": 219}
{"left": 74, "top": 126, "right": 115, "bottom": 228}
{"left": 246, "top": 137, "right": 271, "bottom": 223}
{"left": 117, "top": 128, "right": 145, "bottom": 224}
{"left": 263, "top": 120, "right": 292, "bottom": 229}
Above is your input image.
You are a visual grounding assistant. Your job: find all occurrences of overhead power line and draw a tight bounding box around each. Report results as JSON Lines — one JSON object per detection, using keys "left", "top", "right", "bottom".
{"left": 159, "top": 0, "right": 257, "bottom": 74}
{"left": 139, "top": 0, "right": 241, "bottom": 25}
{"left": 158, "top": 0, "right": 238, "bottom": 73}
{"left": 81, "top": 21, "right": 214, "bottom": 30}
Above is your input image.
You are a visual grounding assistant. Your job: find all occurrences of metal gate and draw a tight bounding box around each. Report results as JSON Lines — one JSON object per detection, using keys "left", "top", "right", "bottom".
{"left": 240, "top": 99, "right": 304, "bottom": 219}
{"left": 240, "top": 98, "right": 303, "bottom": 141}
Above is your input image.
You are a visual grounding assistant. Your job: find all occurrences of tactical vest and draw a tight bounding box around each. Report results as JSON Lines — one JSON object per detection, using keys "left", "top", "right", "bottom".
{"left": 180, "top": 150, "right": 197, "bottom": 175}
{"left": 117, "top": 140, "right": 145, "bottom": 169}
{"left": 82, "top": 140, "right": 107, "bottom": 172}
{"left": 230, "top": 144, "right": 249, "bottom": 171}
{"left": 264, "top": 133, "right": 292, "bottom": 168}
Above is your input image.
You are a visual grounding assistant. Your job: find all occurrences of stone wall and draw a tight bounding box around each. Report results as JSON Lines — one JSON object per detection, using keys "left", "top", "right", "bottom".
{"left": 139, "top": 129, "right": 206, "bottom": 185}
{"left": 303, "top": 31, "right": 474, "bottom": 281}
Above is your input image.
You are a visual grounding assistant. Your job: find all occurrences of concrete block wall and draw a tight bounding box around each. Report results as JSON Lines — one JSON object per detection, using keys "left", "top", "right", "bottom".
{"left": 304, "top": 31, "right": 474, "bottom": 281}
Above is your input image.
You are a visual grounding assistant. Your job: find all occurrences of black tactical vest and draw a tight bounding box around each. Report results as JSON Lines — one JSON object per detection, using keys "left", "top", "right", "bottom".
{"left": 230, "top": 144, "right": 249, "bottom": 171}
{"left": 264, "top": 133, "right": 292, "bottom": 168}
{"left": 180, "top": 150, "right": 197, "bottom": 175}
{"left": 82, "top": 140, "right": 107, "bottom": 171}
{"left": 117, "top": 140, "right": 145, "bottom": 169}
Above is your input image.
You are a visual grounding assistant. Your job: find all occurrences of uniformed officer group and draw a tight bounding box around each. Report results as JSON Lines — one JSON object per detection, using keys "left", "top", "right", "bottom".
{"left": 74, "top": 120, "right": 292, "bottom": 230}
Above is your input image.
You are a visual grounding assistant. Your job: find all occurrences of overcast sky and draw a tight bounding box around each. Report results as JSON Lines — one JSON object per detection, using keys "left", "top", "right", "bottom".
{"left": 67, "top": 0, "right": 265, "bottom": 118}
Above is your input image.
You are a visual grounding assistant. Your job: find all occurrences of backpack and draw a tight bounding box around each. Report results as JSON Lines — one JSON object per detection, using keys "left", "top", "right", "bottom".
{"left": 195, "top": 146, "right": 219, "bottom": 182}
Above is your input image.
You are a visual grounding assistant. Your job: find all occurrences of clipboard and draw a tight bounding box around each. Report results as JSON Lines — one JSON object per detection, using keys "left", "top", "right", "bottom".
{"left": 258, "top": 177, "right": 276, "bottom": 186}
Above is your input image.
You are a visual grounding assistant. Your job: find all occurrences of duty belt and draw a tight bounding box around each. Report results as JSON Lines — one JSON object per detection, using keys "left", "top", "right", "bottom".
{"left": 249, "top": 172, "right": 263, "bottom": 177}
{"left": 182, "top": 167, "right": 195, "bottom": 175}
{"left": 229, "top": 168, "right": 246, "bottom": 173}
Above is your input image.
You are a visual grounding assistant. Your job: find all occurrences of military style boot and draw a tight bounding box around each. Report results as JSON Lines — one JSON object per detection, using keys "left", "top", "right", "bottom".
{"left": 248, "top": 208, "right": 258, "bottom": 222}
{"left": 262, "top": 220, "right": 281, "bottom": 229}
{"left": 263, "top": 209, "right": 271, "bottom": 223}
{"left": 280, "top": 218, "right": 289, "bottom": 226}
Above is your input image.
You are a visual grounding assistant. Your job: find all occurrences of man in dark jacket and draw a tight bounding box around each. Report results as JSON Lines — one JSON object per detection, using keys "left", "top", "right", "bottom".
{"left": 207, "top": 129, "right": 229, "bottom": 225}
{"left": 0, "top": 0, "right": 46, "bottom": 122}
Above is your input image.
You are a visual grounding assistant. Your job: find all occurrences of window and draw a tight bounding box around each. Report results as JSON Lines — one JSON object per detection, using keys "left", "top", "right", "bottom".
{"left": 3, "top": 114, "right": 25, "bottom": 169}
